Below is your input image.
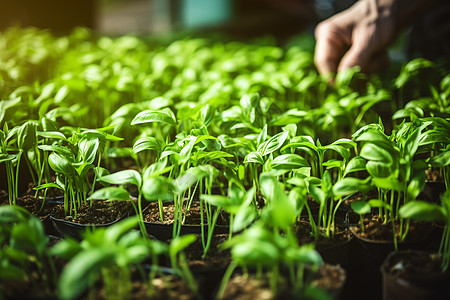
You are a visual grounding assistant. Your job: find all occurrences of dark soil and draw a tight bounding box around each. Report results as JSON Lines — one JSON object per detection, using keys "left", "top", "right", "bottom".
{"left": 348, "top": 213, "right": 432, "bottom": 242}
{"left": 51, "top": 200, "right": 134, "bottom": 225}
{"left": 78, "top": 272, "right": 196, "bottom": 300}
{"left": 0, "top": 193, "right": 57, "bottom": 220}
{"left": 294, "top": 216, "right": 351, "bottom": 248}
{"left": 382, "top": 250, "right": 450, "bottom": 296}
{"left": 311, "top": 264, "right": 346, "bottom": 296}
{"left": 143, "top": 201, "right": 229, "bottom": 226}
{"left": 220, "top": 263, "right": 346, "bottom": 300}
{"left": 184, "top": 233, "right": 231, "bottom": 271}
{"left": 383, "top": 250, "right": 443, "bottom": 281}
{"left": 220, "top": 274, "right": 273, "bottom": 300}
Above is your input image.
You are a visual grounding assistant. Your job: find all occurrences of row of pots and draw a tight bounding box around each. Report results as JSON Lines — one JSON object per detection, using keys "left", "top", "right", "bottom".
{"left": 2, "top": 184, "right": 449, "bottom": 300}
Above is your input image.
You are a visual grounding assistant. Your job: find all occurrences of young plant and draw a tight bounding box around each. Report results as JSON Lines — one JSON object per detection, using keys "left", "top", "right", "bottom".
{"left": 168, "top": 234, "right": 200, "bottom": 298}
{"left": 351, "top": 119, "right": 431, "bottom": 247}
{"left": 50, "top": 217, "right": 169, "bottom": 300}
{"left": 0, "top": 123, "right": 20, "bottom": 204}
{"left": 399, "top": 189, "right": 450, "bottom": 272}
{"left": 0, "top": 206, "right": 57, "bottom": 297}
{"left": 91, "top": 158, "right": 173, "bottom": 236}
{"left": 217, "top": 221, "right": 325, "bottom": 299}
{"left": 38, "top": 130, "right": 106, "bottom": 217}
{"left": 201, "top": 184, "right": 258, "bottom": 240}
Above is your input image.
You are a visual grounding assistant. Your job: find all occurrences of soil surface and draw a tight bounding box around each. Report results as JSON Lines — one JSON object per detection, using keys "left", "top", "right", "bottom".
{"left": 383, "top": 250, "right": 443, "bottom": 281}
{"left": 51, "top": 200, "right": 133, "bottom": 225}
{"left": 220, "top": 263, "right": 346, "bottom": 300}
{"left": 382, "top": 250, "right": 450, "bottom": 295}
{"left": 348, "top": 213, "right": 432, "bottom": 242}
{"left": 184, "top": 233, "right": 231, "bottom": 271}
{"left": 0, "top": 193, "right": 57, "bottom": 220}
{"left": 77, "top": 272, "right": 196, "bottom": 300}
{"left": 294, "top": 216, "right": 351, "bottom": 249}
{"left": 143, "top": 201, "right": 229, "bottom": 226}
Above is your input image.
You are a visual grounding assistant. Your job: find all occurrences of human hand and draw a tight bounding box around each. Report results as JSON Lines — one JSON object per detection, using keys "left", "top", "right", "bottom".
{"left": 314, "top": 0, "right": 397, "bottom": 77}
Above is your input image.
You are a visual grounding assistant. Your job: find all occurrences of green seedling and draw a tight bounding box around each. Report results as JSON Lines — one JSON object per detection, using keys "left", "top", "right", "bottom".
{"left": 0, "top": 206, "right": 57, "bottom": 297}
{"left": 399, "top": 189, "right": 450, "bottom": 272}
{"left": 51, "top": 217, "right": 169, "bottom": 300}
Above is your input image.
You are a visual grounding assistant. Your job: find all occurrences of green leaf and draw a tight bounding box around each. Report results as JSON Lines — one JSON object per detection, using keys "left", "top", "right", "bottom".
{"left": 0, "top": 264, "right": 27, "bottom": 281}
{"left": 54, "top": 85, "right": 69, "bottom": 103}
{"left": 233, "top": 205, "right": 258, "bottom": 232}
{"left": 399, "top": 201, "right": 447, "bottom": 223}
{"left": 258, "top": 131, "right": 289, "bottom": 156}
{"left": 366, "top": 161, "right": 392, "bottom": 178}
{"left": 37, "top": 131, "right": 67, "bottom": 140}
{"left": 406, "top": 170, "right": 426, "bottom": 202}
{"left": 48, "top": 152, "right": 77, "bottom": 176}
{"left": 173, "top": 166, "right": 210, "bottom": 193}
{"left": 257, "top": 124, "right": 268, "bottom": 147}
{"left": 58, "top": 249, "right": 114, "bottom": 300}
{"left": 244, "top": 152, "right": 264, "bottom": 165}
{"left": 0, "top": 97, "right": 21, "bottom": 124}
{"left": 98, "top": 170, "right": 142, "bottom": 188}
{"left": 360, "top": 143, "right": 394, "bottom": 163}
{"left": 355, "top": 131, "right": 391, "bottom": 145}
{"left": 343, "top": 156, "right": 366, "bottom": 176}
{"left": 271, "top": 154, "right": 309, "bottom": 170}
{"left": 17, "top": 120, "right": 38, "bottom": 150}
{"left": 77, "top": 137, "right": 99, "bottom": 164}
{"left": 11, "top": 217, "right": 47, "bottom": 256}
{"left": 372, "top": 177, "right": 403, "bottom": 191}
{"left": 201, "top": 195, "right": 230, "bottom": 209}
{"left": 38, "top": 145, "right": 75, "bottom": 160}
{"left": 133, "top": 137, "right": 162, "bottom": 154}
{"left": 142, "top": 176, "right": 173, "bottom": 201}
{"left": 368, "top": 199, "right": 392, "bottom": 210}
{"left": 0, "top": 205, "right": 30, "bottom": 224}
{"left": 200, "top": 104, "right": 214, "bottom": 126}
{"left": 429, "top": 150, "right": 450, "bottom": 167}
{"left": 88, "top": 187, "right": 130, "bottom": 201}
{"left": 403, "top": 127, "right": 423, "bottom": 160}
{"left": 104, "top": 217, "right": 140, "bottom": 243}
{"left": 350, "top": 201, "right": 371, "bottom": 215}
{"left": 284, "top": 244, "right": 322, "bottom": 265}
{"left": 309, "top": 185, "right": 325, "bottom": 206}
{"left": 131, "top": 110, "right": 176, "bottom": 126}
{"left": 33, "top": 182, "right": 64, "bottom": 191}
{"left": 333, "top": 177, "right": 372, "bottom": 197}
{"left": 170, "top": 234, "right": 196, "bottom": 257}
{"left": 50, "top": 238, "right": 82, "bottom": 259}
{"left": 323, "top": 159, "right": 343, "bottom": 170}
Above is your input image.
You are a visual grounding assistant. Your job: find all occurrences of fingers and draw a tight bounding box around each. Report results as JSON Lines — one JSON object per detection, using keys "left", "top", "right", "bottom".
{"left": 337, "top": 23, "right": 390, "bottom": 74}
{"left": 314, "top": 22, "right": 349, "bottom": 77}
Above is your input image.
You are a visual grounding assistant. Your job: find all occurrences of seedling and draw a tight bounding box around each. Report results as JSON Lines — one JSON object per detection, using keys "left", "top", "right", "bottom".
{"left": 399, "top": 189, "right": 450, "bottom": 272}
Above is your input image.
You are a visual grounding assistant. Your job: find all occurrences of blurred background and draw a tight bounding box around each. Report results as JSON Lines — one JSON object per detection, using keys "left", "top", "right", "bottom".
{"left": 0, "top": 0, "right": 448, "bottom": 60}
{"left": 0, "top": 0, "right": 356, "bottom": 41}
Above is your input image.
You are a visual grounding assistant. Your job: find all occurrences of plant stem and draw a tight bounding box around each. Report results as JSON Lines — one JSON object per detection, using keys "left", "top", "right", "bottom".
{"left": 216, "top": 263, "right": 237, "bottom": 299}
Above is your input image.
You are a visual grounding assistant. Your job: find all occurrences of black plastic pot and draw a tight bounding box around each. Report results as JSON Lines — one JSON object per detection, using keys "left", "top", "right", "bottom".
{"left": 317, "top": 235, "right": 353, "bottom": 269}
{"left": 50, "top": 201, "right": 134, "bottom": 240}
{"left": 142, "top": 201, "right": 230, "bottom": 241}
{"left": 381, "top": 250, "right": 450, "bottom": 300}
{"left": 342, "top": 211, "right": 435, "bottom": 300}
{"left": 143, "top": 219, "right": 230, "bottom": 241}
{"left": 50, "top": 215, "right": 125, "bottom": 240}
